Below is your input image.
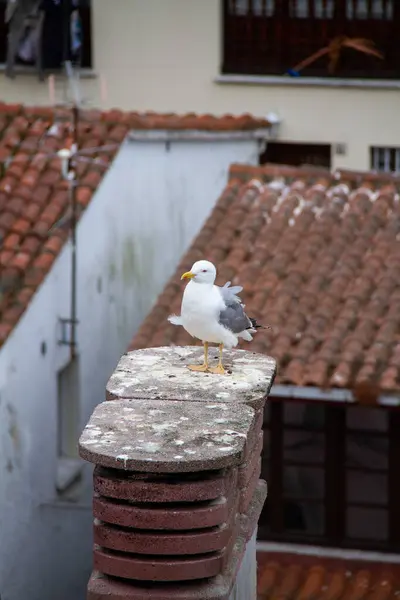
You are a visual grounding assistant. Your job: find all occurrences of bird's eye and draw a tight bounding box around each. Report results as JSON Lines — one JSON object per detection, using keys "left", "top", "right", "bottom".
{"left": 202, "top": 269, "right": 207, "bottom": 273}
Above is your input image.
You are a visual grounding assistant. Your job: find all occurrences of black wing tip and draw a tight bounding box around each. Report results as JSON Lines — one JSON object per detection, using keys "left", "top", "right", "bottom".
{"left": 248, "top": 317, "right": 271, "bottom": 330}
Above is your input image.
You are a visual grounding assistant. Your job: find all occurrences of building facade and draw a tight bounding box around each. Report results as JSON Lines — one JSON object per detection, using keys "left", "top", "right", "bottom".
{"left": 0, "top": 1, "right": 399, "bottom": 171}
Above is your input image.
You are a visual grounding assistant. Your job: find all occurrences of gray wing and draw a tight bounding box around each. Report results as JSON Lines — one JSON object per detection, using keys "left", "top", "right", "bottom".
{"left": 217, "top": 283, "right": 252, "bottom": 334}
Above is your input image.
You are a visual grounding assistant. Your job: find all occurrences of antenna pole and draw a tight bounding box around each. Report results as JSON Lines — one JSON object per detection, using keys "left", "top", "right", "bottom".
{"left": 69, "top": 102, "right": 79, "bottom": 360}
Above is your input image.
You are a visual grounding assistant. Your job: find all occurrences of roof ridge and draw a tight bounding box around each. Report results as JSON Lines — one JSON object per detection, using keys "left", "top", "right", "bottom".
{"left": 0, "top": 103, "right": 272, "bottom": 130}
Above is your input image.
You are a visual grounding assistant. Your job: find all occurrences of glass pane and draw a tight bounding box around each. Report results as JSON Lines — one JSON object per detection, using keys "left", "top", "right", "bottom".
{"left": 346, "top": 434, "right": 388, "bottom": 471}
{"left": 346, "top": 406, "right": 388, "bottom": 432}
{"left": 347, "top": 0, "right": 393, "bottom": 20}
{"left": 284, "top": 402, "right": 325, "bottom": 428}
{"left": 346, "top": 472, "right": 388, "bottom": 506}
{"left": 284, "top": 466, "right": 324, "bottom": 500}
{"left": 285, "top": 501, "right": 325, "bottom": 535}
{"left": 347, "top": 507, "right": 388, "bottom": 540}
{"left": 284, "top": 430, "right": 324, "bottom": 464}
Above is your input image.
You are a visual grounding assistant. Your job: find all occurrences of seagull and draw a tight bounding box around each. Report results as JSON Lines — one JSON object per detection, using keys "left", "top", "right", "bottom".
{"left": 168, "top": 260, "right": 263, "bottom": 374}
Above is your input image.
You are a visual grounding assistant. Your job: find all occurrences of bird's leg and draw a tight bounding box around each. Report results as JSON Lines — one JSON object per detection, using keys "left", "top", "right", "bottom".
{"left": 208, "top": 343, "right": 226, "bottom": 375}
{"left": 187, "top": 342, "right": 209, "bottom": 372}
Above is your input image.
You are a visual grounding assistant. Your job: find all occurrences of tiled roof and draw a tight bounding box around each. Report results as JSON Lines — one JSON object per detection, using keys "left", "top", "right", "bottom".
{"left": 257, "top": 551, "right": 400, "bottom": 599}
{"left": 0, "top": 103, "right": 272, "bottom": 347}
{"left": 131, "top": 163, "right": 400, "bottom": 397}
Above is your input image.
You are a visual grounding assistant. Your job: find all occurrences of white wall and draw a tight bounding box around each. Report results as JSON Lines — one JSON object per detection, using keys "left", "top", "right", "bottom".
{"left": 0, "top": 133, "right": 260, "bottom": 600}
{"left": 0, "top": 0, "right": 399, "bottom": 171}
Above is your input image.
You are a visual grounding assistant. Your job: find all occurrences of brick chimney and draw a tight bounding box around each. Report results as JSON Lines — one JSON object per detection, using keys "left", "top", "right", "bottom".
{"left": 79, "top": 346, "right": 276, "bottom": 600}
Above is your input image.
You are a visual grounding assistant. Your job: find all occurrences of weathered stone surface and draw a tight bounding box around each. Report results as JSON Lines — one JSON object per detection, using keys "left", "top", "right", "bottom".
{"left": 238, "top": 455, "right": 261, "bottom": 491}
{"left": 87, "top": 482, "right": 268, "bottom": 599}
{"left": 106, "top": 347, "right": 276, "bottom": 410}
{"left": 93, "top": 538, "right": 234, "bottom": 581}
{"left": 79, "top": 400, "right": 255, "bottom": 473}
{"left": 93, "top": 494, "right": 236, "bottom": 530}
{"left": 238, "top": 434, "right": 263, "bottom": 488}
{"left": 240, "top": 480, "right": 268, "bottom": 542}
{"left": 93, "top": 465, "right": 237, "bottom": 503}
{"left": 93, "top": 515, "right": 238, "bottom": 555}
{"left": 239, "top": 465, "right": 262, "bottom": 514}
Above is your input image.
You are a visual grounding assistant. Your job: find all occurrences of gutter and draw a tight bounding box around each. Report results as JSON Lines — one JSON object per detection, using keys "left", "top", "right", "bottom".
{"left": 270, "top": 384, "right": 400, "bottom": 407}
{"left": 127, "top": 128, "right": 275, "bottom": 143}
{"left": 256, "top": 540, "right": 400, "bottom": 563}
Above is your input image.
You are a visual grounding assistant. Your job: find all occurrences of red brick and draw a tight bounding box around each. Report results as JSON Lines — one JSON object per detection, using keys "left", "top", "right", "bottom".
{"left": 93, "top": 494, "right": 234, "bottom": 531}
{"left": 93, "top": 515, "right": 237, "bottom": 556}
{"left": 93, "top": 465, "right": 237, "bottom": 504}
{"left": 93, "top": 541, "right": 232, "bottom": 582}
{"left": 86, "top": 481, "right": 267, "bottom": 599}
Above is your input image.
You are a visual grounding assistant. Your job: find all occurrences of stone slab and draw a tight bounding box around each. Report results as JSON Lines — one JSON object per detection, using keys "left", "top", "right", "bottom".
{"left": 93, "top": 465, "right": 237, "bottom": 503}
{"left": 106, "top": 347, "right": 276, "bottom": 410}
{"left": 93, "top": 514, "right": 238, "bottom": 556}
{"left": 86, "top": 481, "right": 268, "bottom": 600}
{"left": 79, "top": 400, "right": 255, "bottom": 473}
{"left": 93, "top": 494, "right": 237, "bottom": 531}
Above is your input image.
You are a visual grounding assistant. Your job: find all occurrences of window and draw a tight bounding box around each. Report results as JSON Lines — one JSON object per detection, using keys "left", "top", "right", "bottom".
{"left": 0, "top": 0, "right": 92, "bottom": 73}
{"left": 222, "top": 0, "right": 400, "bottom": 79}
{"left": 260, "top": 142, "right": 331, "bottom": 168}
{"left": 56, "top": 356, "right": 82, "bottom": 494}
{"left": 370, "top": 147, "right": 400, "bottom": 173}
{"left": 259, "top": 400, "right": 400, "bottom": 551}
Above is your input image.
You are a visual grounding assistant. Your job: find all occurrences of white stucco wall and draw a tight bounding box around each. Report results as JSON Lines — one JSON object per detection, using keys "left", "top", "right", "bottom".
{"left": 0, "top": 0, "right": 399, "bottom": 171}
{"left": 0, "top": 132, "right": 260, "bottom": 600}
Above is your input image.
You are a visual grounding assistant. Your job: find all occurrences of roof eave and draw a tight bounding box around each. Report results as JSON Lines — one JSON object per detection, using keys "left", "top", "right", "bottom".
{"left": 270, "top": 384, "right": 400, "bottom": 407}
{"left": 127, "top": 128, "right": 275, "bottom": 143}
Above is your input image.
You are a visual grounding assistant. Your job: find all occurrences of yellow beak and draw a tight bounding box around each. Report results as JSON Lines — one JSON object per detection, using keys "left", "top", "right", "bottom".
{"left": 181, "top": 271, "right": 195, "bottom": 280}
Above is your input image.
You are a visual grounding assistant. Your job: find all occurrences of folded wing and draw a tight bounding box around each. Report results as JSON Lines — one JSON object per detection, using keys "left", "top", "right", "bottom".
{"left": 217, "top": 283, "right": 252, "bottom": 334}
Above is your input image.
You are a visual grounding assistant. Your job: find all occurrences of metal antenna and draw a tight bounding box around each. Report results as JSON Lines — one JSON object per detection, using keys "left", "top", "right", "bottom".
{"left": 42, "top": 59, "right": 119, "bottom": 359}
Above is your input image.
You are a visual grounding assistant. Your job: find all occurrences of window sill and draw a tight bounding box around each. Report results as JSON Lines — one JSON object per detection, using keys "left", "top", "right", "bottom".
{"left": 56, "top": 457, "right": 83, "bottom": 494}
{"left": 0, "top": 64, "right": 97, "bottom": 79}
{"left": 215, "top": 74, "right": 400, "bottom": 90}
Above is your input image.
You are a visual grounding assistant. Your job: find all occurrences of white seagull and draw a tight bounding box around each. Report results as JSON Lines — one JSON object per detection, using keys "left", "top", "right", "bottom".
{"left": 168, "top": 259, "right": 263, "bottom": 374}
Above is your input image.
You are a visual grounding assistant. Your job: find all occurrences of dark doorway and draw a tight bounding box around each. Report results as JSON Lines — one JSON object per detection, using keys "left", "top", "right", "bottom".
{"left": 260, "top": 142, "right": 331, "bottom": 169}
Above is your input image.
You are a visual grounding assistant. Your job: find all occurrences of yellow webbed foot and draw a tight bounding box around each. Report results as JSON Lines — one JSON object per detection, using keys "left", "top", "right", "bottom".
{"left": 187, "top": 364, "right": 209, "bottom": 372}
{"left": 207, "top": 364, "right": 227, "bottom": 375}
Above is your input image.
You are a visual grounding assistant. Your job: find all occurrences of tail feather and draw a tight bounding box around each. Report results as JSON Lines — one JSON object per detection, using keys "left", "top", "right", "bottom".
{"left": 168, "top": 315, "right": 183, "bottom": 326}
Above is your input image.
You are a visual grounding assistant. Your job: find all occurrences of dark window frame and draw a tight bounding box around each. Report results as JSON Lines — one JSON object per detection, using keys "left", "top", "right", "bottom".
{"left": 259, "top": 398, "right": 400, "bottom": 552}
{"left": 222, "top": 0, "right": 400, "bottom": 80}
{"left": 0, "top": 0, "right": 92, "bottom": 71}
{"left": 370, "top": 146, "right": 400, "bottom": 174}
{"left": 260, "top": 141, "right": 332, "bottom": 169}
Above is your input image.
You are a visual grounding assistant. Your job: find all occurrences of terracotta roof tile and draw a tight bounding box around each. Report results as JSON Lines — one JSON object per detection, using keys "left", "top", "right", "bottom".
{"left": 130, "top": 163, "right": 400, "bottom": 400}
{"left": 257, "top": 552, "right": 400, "bottom": 600}
{"left": 0, "top": 103, "right": 270, "bottom": 346}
